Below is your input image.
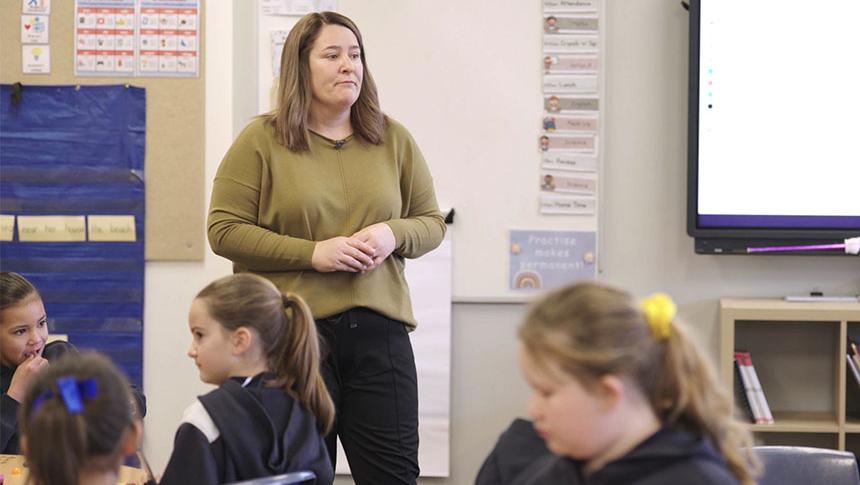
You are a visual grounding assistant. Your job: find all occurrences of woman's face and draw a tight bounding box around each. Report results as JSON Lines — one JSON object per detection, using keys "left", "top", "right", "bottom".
{"left": 308, "top": 24, "right": 364, "bottom": 114}
{"left": 0, "top": 295, "right": 48, "bottom": 367}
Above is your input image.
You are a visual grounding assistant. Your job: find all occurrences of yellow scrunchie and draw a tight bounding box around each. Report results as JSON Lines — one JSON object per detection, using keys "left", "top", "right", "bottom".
{"left": 640, "top": 292, "right": 676, "bottom": 340}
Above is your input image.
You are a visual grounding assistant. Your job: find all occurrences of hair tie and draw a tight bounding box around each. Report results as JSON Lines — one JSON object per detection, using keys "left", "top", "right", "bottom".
{"left": 640, "top": 292, "right": 676, "bottom": 340}
{"left": 31, "top": 377, "right": 98, "bottom": 417}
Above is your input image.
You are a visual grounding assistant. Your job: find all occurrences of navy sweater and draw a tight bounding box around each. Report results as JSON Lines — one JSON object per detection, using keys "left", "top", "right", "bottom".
{"left": 477, "top": 418, "right": 741, "bottom": 485}
{"left": 159, "top": 373, "right": 333, "bottom": 484}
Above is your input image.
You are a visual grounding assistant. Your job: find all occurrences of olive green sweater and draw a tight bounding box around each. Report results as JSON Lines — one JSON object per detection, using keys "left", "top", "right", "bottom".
{"left": 208, "top": 117, "right": 446, "bottom": 329}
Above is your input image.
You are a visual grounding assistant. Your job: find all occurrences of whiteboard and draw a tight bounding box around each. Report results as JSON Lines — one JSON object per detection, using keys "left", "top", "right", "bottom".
{"left": 252, "top": 0, "right": 605, "bottom": 301}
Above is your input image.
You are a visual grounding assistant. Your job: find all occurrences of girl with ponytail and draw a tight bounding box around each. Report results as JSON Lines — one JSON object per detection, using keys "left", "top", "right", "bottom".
{"left": 159, "top": 274, "right": 334, "bottom": 484}
{"left": 19, "top": 353, "right": 143, "bottom": 485}
{"left": 477, "top": 281, "right": 759, "bottom": 485}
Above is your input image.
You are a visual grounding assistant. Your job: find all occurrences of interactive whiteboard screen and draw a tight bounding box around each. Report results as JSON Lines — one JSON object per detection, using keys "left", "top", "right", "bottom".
{"left": 691, "top": 0, "right": 860, "bottom": 234}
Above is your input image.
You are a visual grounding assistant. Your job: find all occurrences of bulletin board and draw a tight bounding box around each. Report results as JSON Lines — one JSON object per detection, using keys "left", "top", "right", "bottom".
{"left": 1, "top": 84, "right": 146, "bottom": 388}
{"left": 0, "top": 0, "right": 205, "bottom": 260}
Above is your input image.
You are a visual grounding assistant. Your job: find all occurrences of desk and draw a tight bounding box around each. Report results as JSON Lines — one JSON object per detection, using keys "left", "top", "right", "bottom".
{"left": 0, "top": 454, "right": 147, "bottom": 484}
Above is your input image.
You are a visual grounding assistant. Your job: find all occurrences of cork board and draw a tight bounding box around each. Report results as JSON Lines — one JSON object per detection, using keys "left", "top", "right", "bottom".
{"left": 1, "top": 1, "right": 205, "bottom": 260}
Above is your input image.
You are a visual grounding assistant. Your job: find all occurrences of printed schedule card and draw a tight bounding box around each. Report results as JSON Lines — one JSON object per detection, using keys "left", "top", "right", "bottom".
{"left": 74, "top": 0, "right": 199, "bottom": 77}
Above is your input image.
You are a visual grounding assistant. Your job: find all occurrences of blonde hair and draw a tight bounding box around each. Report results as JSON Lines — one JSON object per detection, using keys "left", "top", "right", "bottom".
{"left": 195, "top": 274, "right": 334, "bottom": 434}
{"left": 267, "top": 11, "right": 386, "bottom": 151}
{"left": 19, "top": 353, "right": 136, "bottom": 485}
{"left": 519, "top": 281, "right": 759, "bottom": 485}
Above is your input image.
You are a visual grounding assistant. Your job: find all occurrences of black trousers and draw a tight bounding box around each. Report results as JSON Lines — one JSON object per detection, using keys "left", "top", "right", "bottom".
{"left": 315, "top": 308, "right": 420, "bottom": 485}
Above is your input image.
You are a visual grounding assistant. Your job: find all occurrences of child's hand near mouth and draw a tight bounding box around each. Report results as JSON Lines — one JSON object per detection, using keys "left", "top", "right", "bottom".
{"left": 7, "top": 353, "right": 49, "bottom": 402}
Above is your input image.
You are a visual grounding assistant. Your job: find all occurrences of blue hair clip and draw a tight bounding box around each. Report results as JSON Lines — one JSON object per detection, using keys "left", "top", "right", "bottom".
{"left": 31, "top": 377, "right": 98, "bottom": 416}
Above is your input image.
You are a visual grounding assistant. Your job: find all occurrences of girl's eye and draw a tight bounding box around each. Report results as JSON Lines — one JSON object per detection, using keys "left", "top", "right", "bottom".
{"left": 37, "top": 320, "right": 47, "bottom": 327}
{"left": 350, "top": 53, "right": 360, "bottom": 60}
{"left": 13, "top": 329, "right": 26, "bottom": 336}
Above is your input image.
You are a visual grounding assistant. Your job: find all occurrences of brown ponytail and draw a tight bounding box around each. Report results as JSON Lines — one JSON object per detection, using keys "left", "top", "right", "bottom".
{"left": 270, "top": 293, "right": 335, "bottom": 434}
{"left": 19, "top": 353, "right": 136, "bottom": 485}
{"left": 655, "top": 322, "right": 759, "bottom": 484}
{"left": 196, "top": 274, "right": 334, "bottom": 434}
{"left": 519, "top": 282, "right": 759, "bottom": 485}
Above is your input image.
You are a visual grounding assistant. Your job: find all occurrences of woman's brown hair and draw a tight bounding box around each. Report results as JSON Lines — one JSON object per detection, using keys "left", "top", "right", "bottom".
{"left": 0, "top": 271, "right": 40, "bottom": 311}
{"left": 19, "top": 353, "right": 136, "bottom": 485}
{"left": 519, "top": 281, "right": 759, "bottom": 485}
{"left": 196, "top": 273, "right": 334, "bottom": 434}
{"left": 267, "top": 11, "right": 386, "bottom": 151}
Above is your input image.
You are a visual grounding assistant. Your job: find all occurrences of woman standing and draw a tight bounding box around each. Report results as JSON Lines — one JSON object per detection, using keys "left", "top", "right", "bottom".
{"left": 207, "top": 11, "right": 445, "bottom": 485}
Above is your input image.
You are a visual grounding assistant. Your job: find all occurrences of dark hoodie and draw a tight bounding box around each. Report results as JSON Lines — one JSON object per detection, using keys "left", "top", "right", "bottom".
{"left": 477, "top": 418, "right": 740, "bottom": 485}
{"left": 159, "top": 373, "right": 333, "bottom": 485}
{"left": 1, "top": 341, "right": 146, "bottom": 454}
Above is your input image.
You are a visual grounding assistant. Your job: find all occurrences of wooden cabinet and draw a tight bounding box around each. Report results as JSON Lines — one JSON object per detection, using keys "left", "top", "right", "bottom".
{"left": 720, "top": 299, "right": 860, "bottom": 450}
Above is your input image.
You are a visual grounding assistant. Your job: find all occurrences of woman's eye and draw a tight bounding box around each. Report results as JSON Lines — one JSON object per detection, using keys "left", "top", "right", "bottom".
{"left": 13, "top": 329, "right": 26, "bottom": 336}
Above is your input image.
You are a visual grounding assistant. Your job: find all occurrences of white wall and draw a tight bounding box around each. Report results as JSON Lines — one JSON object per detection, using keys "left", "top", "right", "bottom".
{"left": 141, "top": 0, "right": 233, "bottom": 471}
{"left": 142, "top": 1, "right": 860, "bottom": 484}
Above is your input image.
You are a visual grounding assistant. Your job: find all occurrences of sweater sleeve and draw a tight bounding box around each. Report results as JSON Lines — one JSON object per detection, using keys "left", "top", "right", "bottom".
{"left": 1, "top": 393, "right": 20, "bottom": 453}
{"left": 385, "top": 128, "right": 446, "bottom": 259}
{"left": 159, "top": 424, "right": 220, "bottom": 485}
{"left": 207, "top": 122, "right": 317, "bottom": 272}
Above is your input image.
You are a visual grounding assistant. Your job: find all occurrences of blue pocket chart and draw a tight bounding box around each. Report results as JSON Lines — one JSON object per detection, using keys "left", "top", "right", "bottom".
{"left": 1, "top": 84, "right": 145, "bottom": 388}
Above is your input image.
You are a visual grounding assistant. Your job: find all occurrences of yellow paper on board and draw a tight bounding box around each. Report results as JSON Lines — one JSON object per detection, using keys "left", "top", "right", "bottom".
{"left": 88, "top": 215, "right": 137, "bottom": 242}
{"left": 17, "top": 216, "right": 86, "bottom": 242}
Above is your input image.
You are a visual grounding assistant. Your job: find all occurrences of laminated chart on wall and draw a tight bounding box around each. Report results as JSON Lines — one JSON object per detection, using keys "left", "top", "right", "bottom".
{"left": 540, "top": 0, "right": 601, "bottom": 217}
{"left": 0, "top": 84, "right": 145, "bottom": 388}
{"left": 74, "top": 0, "right": 200, "bottom": 77}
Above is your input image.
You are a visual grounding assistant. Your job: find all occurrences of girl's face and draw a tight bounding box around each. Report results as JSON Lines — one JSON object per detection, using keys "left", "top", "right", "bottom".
{"left": 0, "top": 295, "right": 48, "bottom": 367}
{"left": 519, "top": 345, "right": 619, "bottom": 461}
{"left": 187, "top": 298, "right": 237, "bottom": 386}
{"left": 308, "top": 24, "right": 364, "bottom": 114}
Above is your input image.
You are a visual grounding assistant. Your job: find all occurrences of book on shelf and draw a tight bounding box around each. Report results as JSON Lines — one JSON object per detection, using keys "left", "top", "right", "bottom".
{"left": 850, "top": 339, "right": 860, "bottom": 372}
{"left": 848, "top": 338, "right": 860, "bottom": 389}
{"left": 734, "top": 350, "right": 774, "bottom": 425}
{"left": 847, "top": 353, "right": 860, "bottom": 389}
{"left": 733, "top": 357, "right": 756, "bottom": 423}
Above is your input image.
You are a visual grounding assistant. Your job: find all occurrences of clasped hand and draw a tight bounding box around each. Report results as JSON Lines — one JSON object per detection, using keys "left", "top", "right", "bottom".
{"left": 311, "top": 223, "right": 395, "bottom": 273}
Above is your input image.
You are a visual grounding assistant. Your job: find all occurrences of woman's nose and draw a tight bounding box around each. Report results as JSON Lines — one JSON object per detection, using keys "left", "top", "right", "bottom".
{"left": 339, "top": 57, "right": 353, "bottom": 72}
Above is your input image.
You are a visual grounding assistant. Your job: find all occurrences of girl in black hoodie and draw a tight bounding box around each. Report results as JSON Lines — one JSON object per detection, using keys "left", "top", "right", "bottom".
{"left": 477, "top": 282, "right": 760, "bottom": 485}
{"left": 159, "top": 273, "right": 334, "bottom": 484}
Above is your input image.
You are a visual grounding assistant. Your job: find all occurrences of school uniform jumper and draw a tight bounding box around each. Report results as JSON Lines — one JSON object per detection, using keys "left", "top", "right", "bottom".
{"left": 0, "top": 340, "right": 147, "bottom": 454}
{"left": 207, "top": 117, "right": 446, "bottom": 484}
{"left": 159, "top": 373, "right": 333, "bottom": 485}
{"left": 477, "top": 418, "right": 741, "bottom": 485}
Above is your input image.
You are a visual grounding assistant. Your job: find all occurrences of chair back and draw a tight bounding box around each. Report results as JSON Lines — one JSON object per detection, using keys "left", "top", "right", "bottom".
{"left": 223, "top": 471, "right": 316, "bottom": 485}
{"left": 755, "top": 446, "right": 860, "bottom": 485}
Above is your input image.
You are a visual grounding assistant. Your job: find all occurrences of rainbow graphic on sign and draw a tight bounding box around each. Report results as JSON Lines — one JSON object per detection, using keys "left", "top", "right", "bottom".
{"left": 509, "top": 229, "right": 596, "bottom": 291}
